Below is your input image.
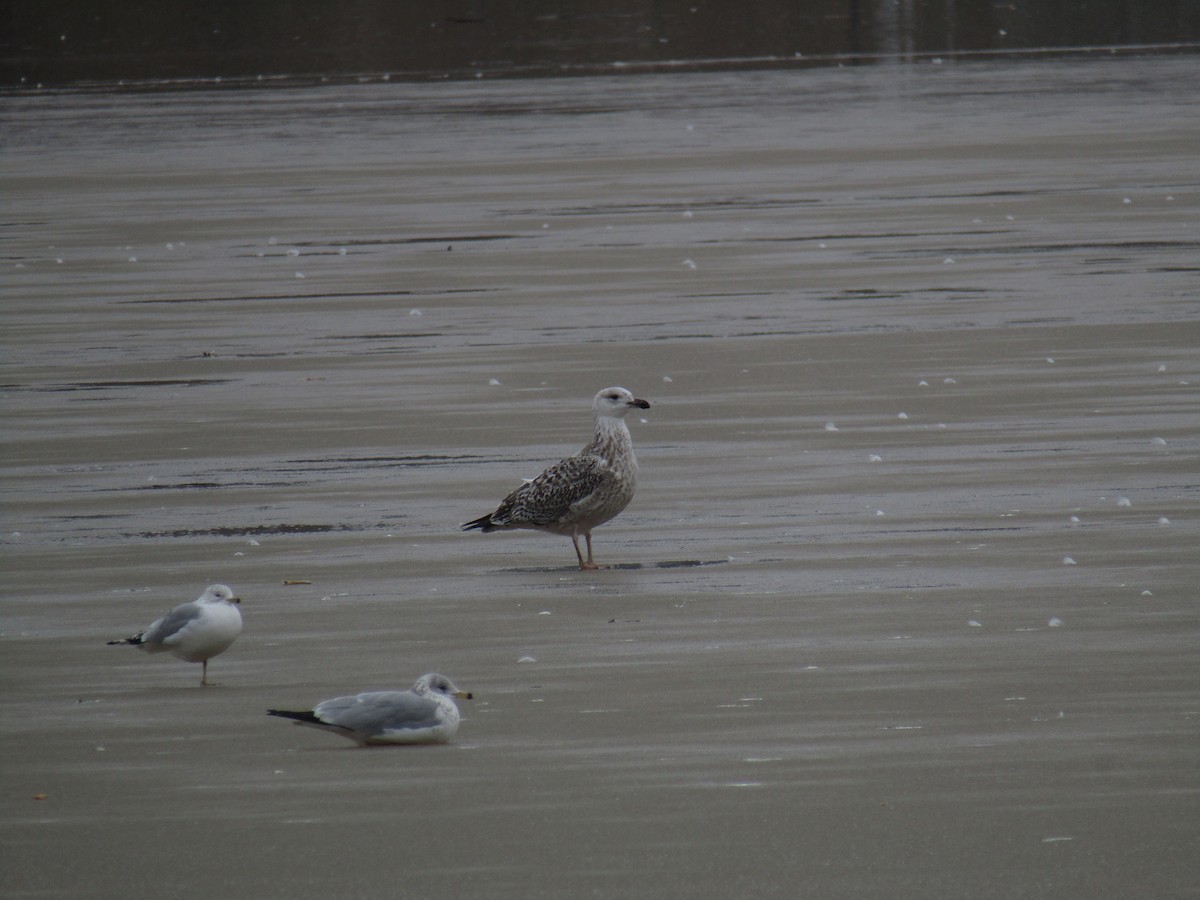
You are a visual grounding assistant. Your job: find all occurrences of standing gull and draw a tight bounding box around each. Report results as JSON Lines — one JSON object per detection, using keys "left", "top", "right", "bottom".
{"left": 107, "top": 584, "right": 243, "bottom": 686}
{"left": 463, "top": 386, "right": 650, "bottom": 570}
{"left": 267, "top": 673, "right": 473, "bottom": 746}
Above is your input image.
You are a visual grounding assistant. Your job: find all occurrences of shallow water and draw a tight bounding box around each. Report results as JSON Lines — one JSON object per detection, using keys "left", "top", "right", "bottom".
{"left": 2, "top": 53, "right": 1199, "bottom": 898}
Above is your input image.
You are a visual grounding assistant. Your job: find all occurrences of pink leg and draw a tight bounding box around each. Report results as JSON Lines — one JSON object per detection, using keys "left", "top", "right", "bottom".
{"left": 579, "top": 532, "right": 604, "bottom": 570}
{"left": 571, "top": 530, "right": 600, "bottom": 570}
{"left": 570, "top": 533, "right": 587, "bottom": 569}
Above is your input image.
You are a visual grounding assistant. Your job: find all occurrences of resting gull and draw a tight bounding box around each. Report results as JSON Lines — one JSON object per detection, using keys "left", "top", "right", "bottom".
{"left": 107, "top": 584, "right": 243, "bottom": 685}
{"left": 267, "top": 673, "right": 473, "bottom": 746}
{"left": 462, "top": 386, "right": 650, "bottom": 570}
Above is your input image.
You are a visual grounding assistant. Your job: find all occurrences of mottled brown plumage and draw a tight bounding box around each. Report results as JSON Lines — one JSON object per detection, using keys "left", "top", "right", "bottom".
{"left": 463, "top": 387, "right": 650, "bottom": 569}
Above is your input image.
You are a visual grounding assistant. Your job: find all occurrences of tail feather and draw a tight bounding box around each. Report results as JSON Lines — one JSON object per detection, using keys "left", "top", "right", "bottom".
{"left": 268, "top": 708, "right": 359, "bottom": 738}
{"left": 462, "top": 514, "right": 498, "bottom": 533}
{"left": 266, "top": 708, "right": 322, "bottom": 724}
{"left": 107, "top": 634, "right": 145, "bottom": 646}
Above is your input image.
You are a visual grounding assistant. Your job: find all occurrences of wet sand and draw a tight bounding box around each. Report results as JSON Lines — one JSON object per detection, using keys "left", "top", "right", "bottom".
{"left": 3, "top": 54, "right": 1199, "bottom": 898}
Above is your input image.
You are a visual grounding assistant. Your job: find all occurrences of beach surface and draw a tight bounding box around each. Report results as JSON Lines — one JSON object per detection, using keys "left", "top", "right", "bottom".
{"left": 3, "top": 53, "right": 1198, "bottom": 898}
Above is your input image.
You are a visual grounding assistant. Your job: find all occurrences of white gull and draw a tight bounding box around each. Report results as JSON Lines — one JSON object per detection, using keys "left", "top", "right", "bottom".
{"left": 107, "top": 584, "right": 243, "bottom": 685}
{"left": 267, "top": 673, "right": 473, "bottom": 746}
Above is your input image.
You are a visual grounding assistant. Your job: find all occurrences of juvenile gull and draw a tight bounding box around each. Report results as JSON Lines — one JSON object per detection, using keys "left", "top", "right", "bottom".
{"left": 107, "top": 584, "right": 243, "bottom": 686}
{"left": 267, "top": 673, "right": 473, "bottom": 746}
{"left": 463, "top": 386, "right": 650, "bottom": 570}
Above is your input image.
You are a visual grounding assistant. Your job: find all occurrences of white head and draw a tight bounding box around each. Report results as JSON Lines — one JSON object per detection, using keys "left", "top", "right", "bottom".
{"left": 592, "top": 387, "right": 651, "bottom": 419}
{"left": 200, "top": 584, "right": 241, "bottom": 605}
{"left": 413, "top": 673, "right": 474, "bottom": 700}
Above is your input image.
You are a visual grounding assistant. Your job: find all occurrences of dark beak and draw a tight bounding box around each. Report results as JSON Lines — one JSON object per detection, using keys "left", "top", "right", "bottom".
{"left": 630, "top": 398, "right": 650, "bottom": 409}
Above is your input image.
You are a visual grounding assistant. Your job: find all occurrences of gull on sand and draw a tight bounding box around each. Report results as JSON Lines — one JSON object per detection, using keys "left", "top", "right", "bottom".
{"left": 107, "top": 584, "right": 243, "bottom": 685}
{"left": 462, "top": 386, "right": 650, "bottom": 570}
{"left": 267, "top": 673, "right": 473, "bottom": 746}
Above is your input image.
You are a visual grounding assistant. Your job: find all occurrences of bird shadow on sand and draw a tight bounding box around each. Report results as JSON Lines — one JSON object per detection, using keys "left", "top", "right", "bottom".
{"left": 501, "top": 559, "right": 730, "bottom": 573}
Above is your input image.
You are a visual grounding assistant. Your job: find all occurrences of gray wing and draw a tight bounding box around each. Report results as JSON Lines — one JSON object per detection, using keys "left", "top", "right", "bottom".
{"left": 498, "top": 455, "right": 606, "bottom": 527}
{"left": 313, "top": 691, "right": 442, "bottom": 737}
{"left": 140, "top": 601, "right": 203, "bottom": 647}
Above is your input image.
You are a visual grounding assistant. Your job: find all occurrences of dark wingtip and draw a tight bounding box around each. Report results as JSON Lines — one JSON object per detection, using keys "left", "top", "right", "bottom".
{"left": 461, "top": 515, "right": 495, "bottom": 532}
{"left": 267, "top": 708, "right": 319, "bottom": 724}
